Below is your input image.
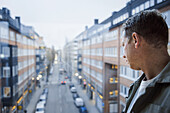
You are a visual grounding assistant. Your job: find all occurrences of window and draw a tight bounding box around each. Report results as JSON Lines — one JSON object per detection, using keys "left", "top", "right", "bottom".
{"left": 12, "top": 66, "right": 15, "bottom": 77}
{"left": 104, "top": 47, "right": 117, "bottom": 57}
{"left": 157, "top": 0, "right": 163, "bottom": 4}
{"left": 16, "top": 34, "right": 21, "bottom": 43}
{"left": 145, "top": 1, "right": 150, "bottom": 9}
{"left": 110, "top": 103, "right": 118, "bottom": 113}
{"left": 36, "top": 65, "right": 40, "bottom": 70}
{"left": 113, "top": 13, "right": 129, "bottom": 24}
{"left": 150, "top": 0, "right": 155, "bottom": 7}
{"left": 120, "top": 66, "right": 140, "bottom": 80}
{"left": 162, "top": 10, "right": 170, "bottom": 27}
{"left": 3, "top": 87, "right": 11, "bottom": 98}
{"left": 10, "top": 30, "right": 15, "bottom": 41}
{"left": 124, "top": 67, "right": 127, "bottom": 75}
{"left": 2, "top": 46, "right": 10, "bottom": 57}
{"left": 13, "top": 85, "right": 16, "bottom": 96}
{"left": 3, "top": 67, "right": 10, "bottom": 78}
{"left": 120, "top": 84, "right": 123, "bottom": 93}
{"left": 137, "top": 71, "right": 140, "bottom": 77}
{"left": 0, "top": 23, "right": 9, "bottom": 39}
{"left": 36, "top": 57, "right": 39, "bottom": 62}
{"left": 12, "top": 47, "right": 17, "bottom": 57}
{"left": 124, "top": 87, "right": 127, "bottom": 96}
{"left": 133, "top": 70, "right": 135, "bottom": 78}
{"left": 140, "top": 4, "right": 144, "bottom": 11}
{"left": 135, "top": 7, "right": 140, "bottom": 14}
{"left": 132, "top": 9, "right": 135, "bottom": 15}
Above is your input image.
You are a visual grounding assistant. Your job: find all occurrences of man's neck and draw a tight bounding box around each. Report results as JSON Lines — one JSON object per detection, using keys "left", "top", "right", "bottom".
{"left": 141, "top": 52, "right": 170, "bottom": 80}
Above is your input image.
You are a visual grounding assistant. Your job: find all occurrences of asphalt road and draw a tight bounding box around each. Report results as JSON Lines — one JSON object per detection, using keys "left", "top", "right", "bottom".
{"left": 45, "top": 62, "right": 79, "bottom": 113}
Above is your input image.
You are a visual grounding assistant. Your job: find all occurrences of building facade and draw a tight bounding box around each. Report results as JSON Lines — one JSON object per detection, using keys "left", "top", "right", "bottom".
{"left": 63, "top": 38, "right": 78, "bottom": 81}
{"left": 0, "top": 7, "right": 46, "bottom": 113}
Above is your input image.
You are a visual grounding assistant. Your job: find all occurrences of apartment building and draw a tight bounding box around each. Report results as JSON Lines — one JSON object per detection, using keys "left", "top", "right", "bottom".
{"left": 67, "top": 0, "right": 170, "bottom": 113}
{"left": 0, "top": 7, "right": 46, "bottom": 113}
{"left": 63, "top": 38, "right": 78, "bottom": 80}
{"left": 17, "top": 24, "right": 37, "bottom": 112}
{"left": 0, "top": 8, "right": 20, "bottom": 113}
{"left": 35, "top": 36, "right": 46, "bottom": 85}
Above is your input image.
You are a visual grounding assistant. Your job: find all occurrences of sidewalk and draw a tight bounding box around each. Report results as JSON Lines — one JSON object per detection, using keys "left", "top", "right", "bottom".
{"left": 26, "top": 78, "right": 46, "bottom": 113}
{"left": 72, "top": 77, "right": 100, "bottom": 113}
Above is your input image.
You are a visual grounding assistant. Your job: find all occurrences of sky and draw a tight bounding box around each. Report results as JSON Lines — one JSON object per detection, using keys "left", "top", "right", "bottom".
{"left": 0, "top": 0, "right": 127, "bottom": 49}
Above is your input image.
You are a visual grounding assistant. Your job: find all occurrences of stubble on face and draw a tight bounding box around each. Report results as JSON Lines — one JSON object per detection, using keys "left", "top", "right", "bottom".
{"left": 123, "top": 38, "right": 141, "bottom": 70}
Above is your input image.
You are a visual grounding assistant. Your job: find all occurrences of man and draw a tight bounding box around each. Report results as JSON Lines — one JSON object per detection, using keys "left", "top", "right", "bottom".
{"left": 122, "top": 10, "right": 170, "bottom": 113}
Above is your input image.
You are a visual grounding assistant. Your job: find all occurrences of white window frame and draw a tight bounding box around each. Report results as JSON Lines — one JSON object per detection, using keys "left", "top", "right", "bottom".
{"left": 3, "top": 67, "right": 10, "bottom": 78}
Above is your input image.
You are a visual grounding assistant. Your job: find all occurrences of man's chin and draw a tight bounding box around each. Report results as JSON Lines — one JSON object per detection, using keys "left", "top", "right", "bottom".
{"left": 130, "top": 65, "right": 141, "bottom": 70}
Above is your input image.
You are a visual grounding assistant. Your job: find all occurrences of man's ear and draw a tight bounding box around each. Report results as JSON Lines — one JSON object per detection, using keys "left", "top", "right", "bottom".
{"left": 132, "top": 32, "right": 140, "bottom": 48}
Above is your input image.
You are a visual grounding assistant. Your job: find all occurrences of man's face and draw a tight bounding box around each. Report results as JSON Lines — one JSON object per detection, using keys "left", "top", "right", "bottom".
{"left": 122, "top": 35, "right": 141, "bottom": 70}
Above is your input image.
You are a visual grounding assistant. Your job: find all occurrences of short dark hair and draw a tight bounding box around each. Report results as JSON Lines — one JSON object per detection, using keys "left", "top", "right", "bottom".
{"left": 123, "top": 9, "right": 168, "bottom": 48}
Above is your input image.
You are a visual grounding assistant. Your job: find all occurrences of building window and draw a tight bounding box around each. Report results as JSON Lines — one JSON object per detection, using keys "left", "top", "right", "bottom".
{"left": 36, "top": 57, "right": 39, "bottom": 62}
{"left": 157, "top": 0, "right": 163, "bottom": 4}
{"left": 135, "top": 6, "right": 140, "bottom": 14}
{"left": 132, "top": 9, "right": 135, "bottom": 15}
{"left": 10, "top": 30, "right": 15, "bottom": 41}
{"left": 124, "top": 87, "right": 127, "bottom": 96}
{"left": 140, "top": 4, "right": 144, "bottom": 11}
{"left": 2, "top": 46, "right": 10, "bottom": 57}
{"left": 3, "top": 87, "right": 11, "bottom": 98}
{"left": 12, "top": 66, "right": 15, "bottom": 77}
{"left": 36, "top": 65, "right": 40, "bottom": 70}
{"left": 133, "top": 70, "right": 135, "bottom": 78}
{"left": 124, "top": 67, "right": 127, "bottom": 75}
{"left": 13, "top": 85, "right": 16, "bottom": 96}
{"left": 162, "top": 10, "right": 170, "bottom": 27}
{"left": 0, "top": 23, "right": 9, "bottom": 39}
{"left": 120, "top": 84, "right": 123, "bottom": 93}
{"left": 145, "top": 1, "right": 150, "bottom": 9}
{"left": 150, "top": 0, "right": 155, "bottom": 7}
{"left": 3, "top": 67, "right": 10, "bottom": 78}
{"left": 137, "top": 71, "right": 140, "bottom": 77}
{"left": 110, "top": 103, "right": 118, "bottom": 113}
{"left": 12, "top": 47, "right": 17, "bottom": 57}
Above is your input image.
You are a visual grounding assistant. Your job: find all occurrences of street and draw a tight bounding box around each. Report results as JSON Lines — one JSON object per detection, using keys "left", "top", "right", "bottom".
{"left": 45, "top": 62, "right": 79, "bottom": 113}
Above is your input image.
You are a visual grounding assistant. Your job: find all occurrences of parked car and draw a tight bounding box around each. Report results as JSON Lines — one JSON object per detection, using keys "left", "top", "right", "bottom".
{"left": 37, "top": 100, "right": 46, "bottom": 106}
{"left": 42, "top": 88, "right": 48, "bottom": 95}
{"left": 71, "top": 87, "right": 77, "bottom": 93}
{"left": 61, "top": 81, "right": 66, "bottom": 85}
{"left": 69, "top": 84, "right": 75, "bottom": 89}
{"left": 72, "top": 93, "right": 79, "bottom": 100}
{"left": 39, "top": 94, "right": 47, "bottom": 101}
{"left": 79, "top": 106, "right": 88, "bottom": 113}
{"left": 74, "top": 98, "right": 84, "bottom": 107}
{"left": 35, "top": 102, "right": 45, "bottom": 113}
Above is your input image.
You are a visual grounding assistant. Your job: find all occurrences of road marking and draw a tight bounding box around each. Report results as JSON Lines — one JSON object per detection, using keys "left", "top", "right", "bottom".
{"left": 59, "top": 93, "right": 61, "bottom": 98}
{"left": 60, "top": 107, "right": 62, "bottom": 112}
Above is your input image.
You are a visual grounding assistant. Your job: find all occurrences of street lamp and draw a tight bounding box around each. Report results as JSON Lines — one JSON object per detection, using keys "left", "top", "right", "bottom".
{"left": 78, "top": 75, "right": 82, "bottom": 79}
{"left": 36, "top": 77, "right": 40, "bottom": 80}
{"left": 38, "top": 74, "right": 42, "bottom": 79}
{"left": 0, "top": 54, "right": 5, "bottom": 59}
{"left": 75, "top": 73, "right": 78, "bottom": 76}
{"left": 32, "top": 77, "right": 35, "bottom": 81}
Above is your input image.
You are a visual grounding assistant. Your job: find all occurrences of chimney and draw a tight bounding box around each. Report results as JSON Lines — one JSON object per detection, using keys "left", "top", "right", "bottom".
{"left": 2, "top": 7, "right": 10, "bottom": 16}
{"left": 94, "top": 19, "right": 98, "bottom": 25}
{"left": 15, "top": 17, "right": 20, "bottom": 23}
{"left": 85, "top": 26, "right": 88, "bottom": 30}
{"left": 15, "top": 16, "right": 21, "bottom": 28}
{"left": 112, "top": 11, "right": 117, "bottom": 16}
